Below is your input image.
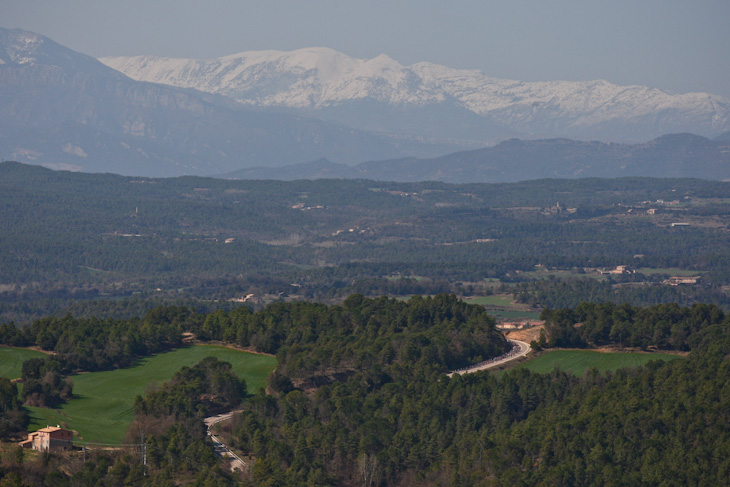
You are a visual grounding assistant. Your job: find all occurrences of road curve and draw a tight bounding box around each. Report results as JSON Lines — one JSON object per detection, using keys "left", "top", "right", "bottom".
{"left": 205, "top": 411, "right": 248, "bottom": 472}
{"left": 204, "top": 340, "right": 531, "bottom": 467}
{"left": 448, "top": 339, "right": 531, "bottom": 377}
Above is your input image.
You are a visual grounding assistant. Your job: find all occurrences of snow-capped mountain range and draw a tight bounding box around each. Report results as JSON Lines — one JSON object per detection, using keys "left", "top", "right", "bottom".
{"left": 0, "top": 28, "right": 456, "bottom": 176}
{"left": 3, "top": 25, "right": 729, "bottom": 179}
{"left": 101, "top": 48, "right": 730, "bottom": 142}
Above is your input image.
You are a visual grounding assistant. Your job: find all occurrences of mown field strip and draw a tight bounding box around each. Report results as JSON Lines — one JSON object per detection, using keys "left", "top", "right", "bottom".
{"left": 463, "top": 295, "right": 541, "bottom": 321}
{"left": 0, "top": 346, "right": 47, "bottom": 380}
{"left": 26, "top": 345, "right": 276, "bottom": 444}
{"left": 463, "top": 295, "right": 516, "bottom": 307}
{"left": 514, "top": 349, "right": 683, "bottom": 375}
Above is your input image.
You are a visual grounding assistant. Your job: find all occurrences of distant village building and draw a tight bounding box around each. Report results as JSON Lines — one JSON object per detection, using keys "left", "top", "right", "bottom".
{"left": 229, "top": 293, "right": 256, "bottom": 303}
{"left": 19, "top": 426, "right": 73, "bottom": 451}
{"left": 546, "top": 202, "right": 563, "bottom": 215}
{"left": 601, "top": 265, "right": 634, "bottom": 275}
{"left": 497, "top": 321, "right": 544, "bottom": 330}
{"left": 664, "top": 276, "right": 701, "bottom": 286}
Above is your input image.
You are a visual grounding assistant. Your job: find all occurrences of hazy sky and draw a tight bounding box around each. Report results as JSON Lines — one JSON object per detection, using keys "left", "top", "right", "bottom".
{"left": 2, "top": 0, "right": 729, "bottom": 98}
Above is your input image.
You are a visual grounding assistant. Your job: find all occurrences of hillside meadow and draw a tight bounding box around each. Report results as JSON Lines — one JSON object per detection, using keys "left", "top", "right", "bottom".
{"left": 463, "top": 295, "right": 541, "bottom": 321}
{"left": 0, "top": 346, "right": 46, "bottom": 380}
{"left": 514, "top": 349, "right": 684, "bottom": 375}
{"left": 24, "top": 345, "right": 276, "bottom": 444}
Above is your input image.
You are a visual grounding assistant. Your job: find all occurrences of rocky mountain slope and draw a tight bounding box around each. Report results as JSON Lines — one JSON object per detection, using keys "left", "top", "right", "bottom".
{"left": 0, "top": 28, "right": 455, "bottom": 177}
{"left": 102, "top": 48, "right": 730, "bottom": 143}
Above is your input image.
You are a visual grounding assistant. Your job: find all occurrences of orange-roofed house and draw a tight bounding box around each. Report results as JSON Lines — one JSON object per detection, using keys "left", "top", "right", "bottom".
{"left": 19, "top": 426, "right": 73, "bottom": 451}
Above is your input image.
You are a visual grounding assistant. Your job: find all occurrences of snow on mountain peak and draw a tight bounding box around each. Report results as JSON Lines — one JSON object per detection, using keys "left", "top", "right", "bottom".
{"left": 99, "top": 47, "right": 730, "bottom": 141}
{"left": 0, "top": 28, "right": 46, "bottom": 64}
{"left": 0, "top": 27, "right": 126, "bottom": 77}
{"left": 101, "top": 48, "right": 441, "bottom": 107}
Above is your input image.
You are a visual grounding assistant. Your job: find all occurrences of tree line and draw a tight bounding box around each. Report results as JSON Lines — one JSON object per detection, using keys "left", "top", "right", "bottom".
{"left": 227, "top": 301, "right": 730, "bottom": 485}
{"left": 3, "top": 296, "right": 730, "bottom": 485}
{"left": 540, "top": 302, "right": 724, "bottom": 350}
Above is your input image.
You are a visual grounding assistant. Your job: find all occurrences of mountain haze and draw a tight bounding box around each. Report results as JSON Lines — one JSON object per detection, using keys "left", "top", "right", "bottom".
{"left": 226, "top": 133, "right": 730, "bottom": 183}
{"left": 102, "top": 48, "right": 730, "bottom": 143}
{"left": 3, "top": 26, "right": 729, "bottom": 179}
{"left": 0, "top": 28, "right": 456, "bottom": 177}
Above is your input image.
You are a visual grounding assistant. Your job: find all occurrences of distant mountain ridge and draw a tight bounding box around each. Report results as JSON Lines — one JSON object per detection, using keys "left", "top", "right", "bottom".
{"left": 0, "top": 28, "right": 456, "bottom": 177}
{"left": 4, "top": 27, "right": 729, "bottom": 179}
{"left": 225, "top": 133, "right": 730, "bottom": 183}
{"left": 101, "top": 48, "right": 730, "bottom": 143}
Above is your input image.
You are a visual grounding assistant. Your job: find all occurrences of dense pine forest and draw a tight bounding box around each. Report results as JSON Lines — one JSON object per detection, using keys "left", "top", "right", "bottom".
{"left": 2, "top": 297, "right": 730, "bottom": 486}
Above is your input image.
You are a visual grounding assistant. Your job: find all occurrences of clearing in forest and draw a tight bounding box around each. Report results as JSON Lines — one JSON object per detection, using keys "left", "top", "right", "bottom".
{"left": 26, "top": 345, "right": 277, "bottom": 445}
{"left": 514, "top": 349, "right": 683, "bottom": 375}
{"left": 0, "top": 346, "right": 47, "bottom": 380}
{"left": 464, "top": 294, "right": 541, "bottom": 321}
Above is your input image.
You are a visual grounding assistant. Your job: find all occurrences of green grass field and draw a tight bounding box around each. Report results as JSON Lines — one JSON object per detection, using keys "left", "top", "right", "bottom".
{"left": 27, "top": 345, "right": 277, "bottom": 445}
{"left": 519, "top": 268, "right": 606, "bottom": 281}
{"left": 0, "top": 347, "right": 47, "bottom": 380}
{"left": 463, "top": 295, "right": 541, "bottom": 321}
{"left": 515, "top": 350, "right": 683, "bottom": 375}
{"left": 489, "top": 310, "right": 542, "bottom": 321}
{"left": 464, "top": 295, "right": 516, "bottom": 307}
{"left": 635, "top": 267, "right": 704, "bottom": 276}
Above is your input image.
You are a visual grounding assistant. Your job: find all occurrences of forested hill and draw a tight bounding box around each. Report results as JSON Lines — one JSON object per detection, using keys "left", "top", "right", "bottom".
{"left": 0, "top": 295, "right": 508, "bottom": 381}
{"left": 216, "top": 300, "right": 730, "bottom": 486}
{"left": 4, "top": 296, "right": 730, "bottom": 485}
{"left": 234, "top": 312, "right": 730, "bottom": 486}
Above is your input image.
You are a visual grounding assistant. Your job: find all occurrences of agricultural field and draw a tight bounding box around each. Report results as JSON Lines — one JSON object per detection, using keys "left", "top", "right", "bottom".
{"left": 0, "top": 346, "right": 47, "bottom": 380}
{"left": 635, "top": 267, "right": 705, "bottom": 276}
{"left": 519, "top": 266, "right": 704, "bottom": 280}
{"left": 518, "top": 267, "right": 604, "bottom": 281}
{"left": 27, "top": 345, "right": 277, "bottom": 445}
{"left": 464, "top": 295, "right": 515, "bottom": 307}
{"left": 464, "top": 295, "right": 541, "bottom": 321}
{"left": 514, "top": 349, "right": 683, "bottom": 375}
{"left": 488, "top": 309, "right": 542, "bottom": 321}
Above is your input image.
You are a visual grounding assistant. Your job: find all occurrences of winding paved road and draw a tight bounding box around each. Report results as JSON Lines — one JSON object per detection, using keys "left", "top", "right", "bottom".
{"left": 448, "top": 339, "right": 531, "bottom": 377}
{"left": 205, "top": 338, "right": 531, "bottom": 469}
{"left": 205, "top": 411, "right": 248, "bottom": 472}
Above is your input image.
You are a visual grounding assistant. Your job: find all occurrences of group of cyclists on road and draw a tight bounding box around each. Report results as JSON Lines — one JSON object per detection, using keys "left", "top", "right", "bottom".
{"left": 451, "top": 341, "right": 523, "bottom": 375}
